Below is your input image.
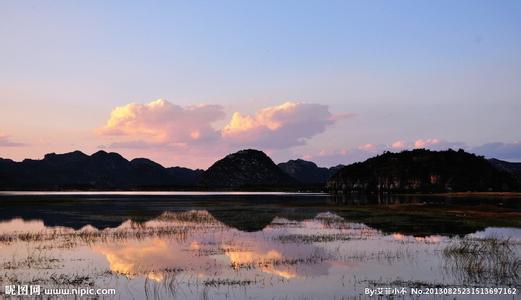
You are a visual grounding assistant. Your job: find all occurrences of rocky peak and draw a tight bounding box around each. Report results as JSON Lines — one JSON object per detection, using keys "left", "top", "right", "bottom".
{"left": 199, "top": 149, "right": 297, "bottom": 188}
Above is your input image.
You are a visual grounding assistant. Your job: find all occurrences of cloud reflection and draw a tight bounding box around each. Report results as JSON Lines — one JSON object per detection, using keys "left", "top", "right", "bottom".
{"left": 91, "top": 211, "right": 337, "bottom": 282}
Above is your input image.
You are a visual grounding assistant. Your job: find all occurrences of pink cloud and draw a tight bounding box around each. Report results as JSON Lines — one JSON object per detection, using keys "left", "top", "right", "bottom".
{"left": 316, "top": 148, "right": 350, "bottom": 157}
{"left": 0, "top": 131, "right": 25, "bottom": 147}
{"left": 97, "top": 99, "right": 226, "bottom": 145}
{"left": 391, "top": 140, "right": 407, "bottom": 149}
{"left": 96, "top": 99, "right": 352, "bottom": 168}
{"left": 414, "top": 138, "right": 440, "bottom": 148}
{"left": 98, "top": 100, "right": 348, "bottom": 150}
{"left": 357, "top": 143, "right": 377, "bottom": 152}
{"left": 221, "top": 102, "right": 344, "bottom": 149}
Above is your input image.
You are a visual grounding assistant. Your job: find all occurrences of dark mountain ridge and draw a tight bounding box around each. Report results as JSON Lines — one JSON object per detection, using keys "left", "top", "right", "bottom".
{"left": 1, "top": 148, "right": 520, "bottom": 191}
{"left": 0, "top": 150, "right": 203, "bottom": 190}
{"left": 327, "top": 149, "right": 519, "bottom": 193}
{"left": 277, "top": 159, "right": 344, "bottom": 184}
{"left": 488, "top": 158, "right": 521, "bottom": 177}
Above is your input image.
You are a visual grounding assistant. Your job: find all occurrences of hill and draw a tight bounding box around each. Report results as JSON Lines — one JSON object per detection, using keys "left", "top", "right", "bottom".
{"left": 199, "top": 149, "right": 297, "bottom": 189}
{"left": 327, "top": 149, "right": 519, "bottom": 193}
{"left": 278, "top": 159, "right": 343, "bottom": 184}
{"left": 0, "top": 151, "right": 203, "bottom": 190}
{"left": 2, "top": 148, "right": 520, "bottom": 191}
{"left": 488, "top": 158, "right": 521, "bottom": 175}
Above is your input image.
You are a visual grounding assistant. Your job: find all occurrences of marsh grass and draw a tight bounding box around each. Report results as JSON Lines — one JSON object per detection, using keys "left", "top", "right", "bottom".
{"left": 230, "top": 254, "right": 326, "bottom": 270}
{"left": 443, "top": 237, "right": 521, "bottom": 285}
{"left": 2, "top": 256, "right": 61, "bottom": 270}
{"left": 364, "top": 279, "right": 459, "bottom": 289}
{"left": 0, "top": 211, "right": 229, "bottom": 249}
{"left": 49, "top": 273, "right": 94, "bottom": 286}
{"left": 0, "top": 219, "right": 223, "bottom": 249}
{"left": 335, "top": 245, "right": 419, "bottom": 266}
{"left": 276, "top": 233, "right": 363, "bottom": 243}
{"left": 142, "top": 268, "right": 185, "bottom": 300}
{"left": 203, "top": 278, "right": 254, "bottom": 287}
{"left": 0, "top": 229, "right": 192, "bottom": 254}
{"left": 2, "top": 246, "right": 62, "bottom": 270}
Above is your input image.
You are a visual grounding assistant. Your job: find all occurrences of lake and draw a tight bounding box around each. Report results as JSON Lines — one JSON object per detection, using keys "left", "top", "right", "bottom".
{"left": 0, "top": 192, "right": 519, "bottom": 299}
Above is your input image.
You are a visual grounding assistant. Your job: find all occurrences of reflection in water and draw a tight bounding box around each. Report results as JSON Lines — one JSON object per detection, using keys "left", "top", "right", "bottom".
{"left": 330, "top": 193, "right": 521, "bottom": 209}
{"left": 391, "top": 233, "right": 444, "bottom": 243}
{"left": 95, "top": 239, "right": 174, "bottom": 282}
{"left": 90, "top": 211, "right": 333, "bottom": 283}
{"left": 469, "top": 227, "right": 521, "bottom": 241}
{"left": 0, "top": 218, "right": 47, "bottom": 233}
{"left": 2, "top": 193, "right": 519, "bottom": 236}
{"left": 0, "top": 208, "right": 520, "bottom": 299}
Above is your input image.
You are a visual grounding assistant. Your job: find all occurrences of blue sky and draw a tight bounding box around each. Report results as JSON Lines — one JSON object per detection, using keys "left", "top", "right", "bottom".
{"left": 1, "top": 0, "right": 520, "bottom": 167}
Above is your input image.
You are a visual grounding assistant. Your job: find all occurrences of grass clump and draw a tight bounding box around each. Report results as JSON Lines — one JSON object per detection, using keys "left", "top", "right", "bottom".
{"left": 443, "top": 237, "right": 521, "bottom": 285}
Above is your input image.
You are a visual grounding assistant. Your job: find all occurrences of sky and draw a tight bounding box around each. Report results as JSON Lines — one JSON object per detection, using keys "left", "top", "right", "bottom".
{"left": 1, "top": 0, "right": 520, "bottom": 168}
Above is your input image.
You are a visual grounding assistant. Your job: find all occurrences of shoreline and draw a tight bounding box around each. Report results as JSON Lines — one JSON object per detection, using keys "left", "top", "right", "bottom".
{"left": 0, "top": 190, "right": 327, "bottom": 196}
{"left": 395, "top": 192, "right": 521, "bottom": 197}
{"left": 1, "top": 190, "right": 520, "bottom": 197}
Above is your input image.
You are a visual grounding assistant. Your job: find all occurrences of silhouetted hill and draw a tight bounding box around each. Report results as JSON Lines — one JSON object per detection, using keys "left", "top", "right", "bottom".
{"left": 489, "top": 158, "right": 521, "bottom": 185}
{"left": 2, "top": 149, "right": 519, "bottom": 191}
{"left": 327, "top": 149, "right": 519, "bottom": 193}
{"left": 199, "top": 149, "right": 297, "bottom": 189}
{"left": 167, "top": 166, "right": 205, "bottom": 186}
{"left": 0, "top": 151, "right": 203, "bottom": 190}
{"left": 278, "top": 159, "right": 344, "bottom": 184}
{"left": 489, "top": 158, "right": 521, "bottom": 175}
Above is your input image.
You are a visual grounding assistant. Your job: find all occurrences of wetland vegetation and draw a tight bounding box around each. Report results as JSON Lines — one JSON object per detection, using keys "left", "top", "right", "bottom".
{"left": 0, "top": 192, "right": 519, "bottom": 299}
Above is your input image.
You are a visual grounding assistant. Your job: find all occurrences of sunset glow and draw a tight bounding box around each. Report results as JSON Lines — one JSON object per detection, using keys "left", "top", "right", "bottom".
{"left": 1, "top": 2, "right": 520, "bottom": 299}
{"left": 1, "top": 1, "right": 520, "bottom": 168}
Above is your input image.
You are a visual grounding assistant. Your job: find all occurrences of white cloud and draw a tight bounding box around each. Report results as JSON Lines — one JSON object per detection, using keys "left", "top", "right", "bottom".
{"left": 96, "top": 99, "right": 352, "bottom": 168}
{"left": 221, "top": 102, "right": 343, "bottom": 148}
{"left": 97, "top": 99, "right": 226, "bottom": 145}
{"left": 99, "top": 99, "right": 350, "bottom": 150}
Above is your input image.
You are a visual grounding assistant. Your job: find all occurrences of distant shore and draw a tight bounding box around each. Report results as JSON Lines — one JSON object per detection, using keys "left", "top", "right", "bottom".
{"left": 396, "top": 192, "right": 521, "bottom": 198}
{"left": 1, "top": 190, "right": 520, "bottom": 196}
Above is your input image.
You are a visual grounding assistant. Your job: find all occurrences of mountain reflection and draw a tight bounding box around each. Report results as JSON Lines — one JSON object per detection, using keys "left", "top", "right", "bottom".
{"left": 0, "top": 192, "right": 503, "bottom": 236}
{"left": 91, "top": 210, "right": 333, "bottom": 282}
{"left": 1, "top": 207, "right": 519, "bottom": 299}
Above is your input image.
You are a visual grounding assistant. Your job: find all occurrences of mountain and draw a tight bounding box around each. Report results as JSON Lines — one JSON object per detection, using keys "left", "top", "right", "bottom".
{"left": 166, "top": 166, "right": 205, "bottom": 186}
{"left": 488, "top": 158, "right": 521, "bottom": 175}
{"left": 2, "top": 148, "right": 519, "bottom": 191}
{"left": 0, "top": 151, "right": 203, "bottom": 190}
{"left": 199, "top": 149, "right": 297, "bottom": 188}
{"left": 278, "top": 159, "right": 344, "bottom": 184}
{"left": 327, "top": 149, "right": 519, "bottom": 193}
{"left": 488, "top": 158, "right": 521, "bottom": 185}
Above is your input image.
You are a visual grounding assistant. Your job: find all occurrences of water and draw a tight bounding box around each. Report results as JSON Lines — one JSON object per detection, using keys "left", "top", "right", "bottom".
{"left": 0, "top": 193, "right": 519, "bottom": 299}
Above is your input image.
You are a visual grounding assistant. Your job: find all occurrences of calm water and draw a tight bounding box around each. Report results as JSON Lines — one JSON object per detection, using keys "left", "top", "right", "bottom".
{"left": 0, "top": 193, "right": 519, "bottom": 299}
